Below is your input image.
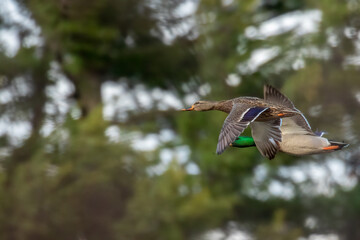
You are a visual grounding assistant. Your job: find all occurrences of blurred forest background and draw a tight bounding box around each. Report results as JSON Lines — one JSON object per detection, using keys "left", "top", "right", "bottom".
{"left": 0, "top": 0, "right": 360, "bottom": 239}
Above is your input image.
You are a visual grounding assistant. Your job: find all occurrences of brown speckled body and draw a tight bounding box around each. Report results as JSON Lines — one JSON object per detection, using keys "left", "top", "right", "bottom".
{"left": 214, "top": 97, "right": 298, "bottom": 121}
{"left": 182, "top": 85, "right": 304, "bottom": 158}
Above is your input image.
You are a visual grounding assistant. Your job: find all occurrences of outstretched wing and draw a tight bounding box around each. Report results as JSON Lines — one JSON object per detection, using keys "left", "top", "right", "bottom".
{"left": 281, "top": 116, "right": 314, "bottom": 136}
{"left": 216, "top": 105, "right": 268, "bottom": 154}
{"left": 250, "top": 119, "right": 282, "bottom": 160}
{"left": 264, "top": 84, "right": 313, "bottom": 133}
{"left": 264, "top": 84, "right": 295, "bottom": 109}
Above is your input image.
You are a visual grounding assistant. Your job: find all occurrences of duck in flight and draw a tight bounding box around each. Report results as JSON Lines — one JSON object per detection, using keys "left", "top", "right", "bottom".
{"left": 182, "top": 85, "right": 300, "bottom": 159}
{"left": 232, "top": 85, "right": 349, "bottom": 156}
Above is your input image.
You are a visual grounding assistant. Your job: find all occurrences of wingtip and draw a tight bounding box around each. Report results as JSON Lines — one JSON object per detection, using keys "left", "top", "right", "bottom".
{"left": 266, "top": 151, "right": 277, "bottom": 160}
{"left": 216, "top": 149, "right": 224, "bottom": 155}
{"left": 264, "top": 84, "right": 278, "bottom": 94}
{"left": 216, "top": 145, "right": 223, "bottom": 155}
{"left": 216, "top": 145, "right": 226, "bottom": 155}
{"left": 264, "top": 84, "right": 273, "bottom": 89}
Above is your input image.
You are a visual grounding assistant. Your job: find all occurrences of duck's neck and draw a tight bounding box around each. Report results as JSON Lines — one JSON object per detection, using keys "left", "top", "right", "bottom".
{"left": 213, "top": 100, "right": 233, "bottom": 113}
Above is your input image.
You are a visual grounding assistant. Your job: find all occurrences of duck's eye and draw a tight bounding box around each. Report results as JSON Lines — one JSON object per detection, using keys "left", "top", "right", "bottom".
{"left": 194, "top": 101, "right": 200, "bottom": 105}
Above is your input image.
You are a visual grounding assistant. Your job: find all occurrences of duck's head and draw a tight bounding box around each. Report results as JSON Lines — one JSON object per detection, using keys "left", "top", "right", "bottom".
{"left": 182, "top": 101, "right": 215, "bottom": 111}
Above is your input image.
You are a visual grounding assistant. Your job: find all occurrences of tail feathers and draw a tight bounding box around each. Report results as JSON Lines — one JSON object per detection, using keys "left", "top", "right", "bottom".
{"left": 328, "top": 141, "right": 349, "bottom": 150}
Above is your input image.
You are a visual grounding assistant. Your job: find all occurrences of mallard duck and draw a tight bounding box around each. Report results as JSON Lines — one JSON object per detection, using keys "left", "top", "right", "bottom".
{"left": 182, "top": 89, "right": 300, "bottom": 158}
{"left": 232, "top": 85, "right": 349, "bottom": 156}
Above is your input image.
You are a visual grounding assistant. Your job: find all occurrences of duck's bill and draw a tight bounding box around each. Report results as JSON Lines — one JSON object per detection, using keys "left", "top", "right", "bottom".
{"left": 181, "top": 106, "right": 194, "bottom": 111}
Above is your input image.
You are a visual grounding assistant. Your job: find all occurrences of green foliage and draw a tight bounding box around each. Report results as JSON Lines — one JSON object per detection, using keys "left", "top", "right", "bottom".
{"left": 1, "top": 0, "right": 360, "bottom": 239}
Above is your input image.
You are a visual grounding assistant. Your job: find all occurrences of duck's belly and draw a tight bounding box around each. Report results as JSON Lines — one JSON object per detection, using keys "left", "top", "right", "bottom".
{"left": 279, "top": 134, "right": 330, "bottom": 156}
